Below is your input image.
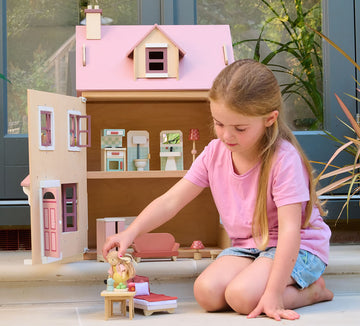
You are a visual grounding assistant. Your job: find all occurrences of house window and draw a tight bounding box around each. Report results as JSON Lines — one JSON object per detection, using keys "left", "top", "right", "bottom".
{"left": 145, "top": 44, "right": 168, "bottom": 77}
{"left": 67, "top": 111, "right": 91, "bottom": 150}
{"left": 39, "top": 106, "right": 55, "bottom": 150}
{"left": 69, "top": 114, "right": 78, "bottom": 148}
{"left": 62, "top": 184, "right": 77, "bottom": 232}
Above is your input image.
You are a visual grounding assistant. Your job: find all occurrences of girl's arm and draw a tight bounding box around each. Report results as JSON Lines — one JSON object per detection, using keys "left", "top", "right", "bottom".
{"left": 248, "top": 202, "right": 302, "bottom": 321}
{"left": 102, "top": 178, "right": 204, "bottom": 258}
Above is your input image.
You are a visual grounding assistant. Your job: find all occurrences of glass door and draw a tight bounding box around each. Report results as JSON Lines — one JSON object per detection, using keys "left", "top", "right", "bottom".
{"left": 197, "top": 0, "right": 360, "bottom": 223}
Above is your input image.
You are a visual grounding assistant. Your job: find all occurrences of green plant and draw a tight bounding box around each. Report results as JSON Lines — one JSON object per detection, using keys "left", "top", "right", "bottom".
{"left": 233, "top": 0, "right": 323, "bottom": 130}
{"left": 313, "top": 30, "right": 360, "bottom": 221}
{"left": 0, "top": 73, "right": 10, "bottom": 83}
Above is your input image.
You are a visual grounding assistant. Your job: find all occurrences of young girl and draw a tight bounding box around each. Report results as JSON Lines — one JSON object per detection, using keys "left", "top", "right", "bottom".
{"left": 102, "top": 59, "right": 334, "bottom": 321}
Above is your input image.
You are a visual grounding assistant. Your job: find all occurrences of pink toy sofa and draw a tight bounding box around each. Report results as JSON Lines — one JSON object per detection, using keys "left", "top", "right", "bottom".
{"left": 131, "top": 233, "right": 179, "bottom": 262}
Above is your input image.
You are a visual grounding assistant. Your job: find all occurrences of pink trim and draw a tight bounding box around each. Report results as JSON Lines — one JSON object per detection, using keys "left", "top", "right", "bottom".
{"left": 84, "top": 9, "right": 103, "bottom": 14}
{"left": 77, "top": 115, "right": 91, "bottom": 148}
{"left": 145, "top": 48, "right": 168, "bottom": 73}
{"left": 62, "top": 184, "right": 77, "bottom": 232}
{"left": 21, "top": 175, "right": 30, "bottom": 187}
{"left": 41, "top": 111, "right": 52, "bottom": 146}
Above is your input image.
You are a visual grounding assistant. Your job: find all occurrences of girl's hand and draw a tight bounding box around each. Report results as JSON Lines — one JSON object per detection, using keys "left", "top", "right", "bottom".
{"left": 102, "top": 231, "right": 134, "bottom": 260}
{"left": 247, "top": 292, "right": 300, "bottom": 321}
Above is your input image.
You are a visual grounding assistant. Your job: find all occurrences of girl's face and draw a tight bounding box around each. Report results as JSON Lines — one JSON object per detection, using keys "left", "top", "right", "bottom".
{"left": 210, "top": 100, "right": 278, "bottom": 158}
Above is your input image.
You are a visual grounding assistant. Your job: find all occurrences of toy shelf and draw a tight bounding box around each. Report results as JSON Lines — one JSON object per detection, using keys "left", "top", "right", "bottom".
{"left": 87, "top": 170, "right": 186, "bottom": 179}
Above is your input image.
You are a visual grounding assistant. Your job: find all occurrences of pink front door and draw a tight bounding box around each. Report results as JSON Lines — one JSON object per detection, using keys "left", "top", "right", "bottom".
{"left": 42, "top": 188, "right": 60, "bottom": 258}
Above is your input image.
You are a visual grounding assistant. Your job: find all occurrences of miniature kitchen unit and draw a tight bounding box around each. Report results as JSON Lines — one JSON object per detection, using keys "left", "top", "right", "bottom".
{"left": 101, "top": 129, "right": 126, "bottom": 172}
{"left": 24, "top": 5, "right": 234, "bottom": 263}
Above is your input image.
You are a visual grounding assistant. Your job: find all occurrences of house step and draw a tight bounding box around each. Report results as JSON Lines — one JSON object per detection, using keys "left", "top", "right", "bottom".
{"left": 0, "top": 245, "right": 359, "bottom": 284}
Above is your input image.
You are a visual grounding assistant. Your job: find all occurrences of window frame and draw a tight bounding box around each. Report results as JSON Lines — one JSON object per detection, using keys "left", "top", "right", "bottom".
{"left": 62, "top": 183, "right": 77, "bottom": 233}
{"left": 145, "top": 43, "right": 168, "bottom": 77}
{"left": 67, "top": 110, "right": 91, "bottom": 150}
{"left": 39, "top": 106, "right": 55, "bottom": 151}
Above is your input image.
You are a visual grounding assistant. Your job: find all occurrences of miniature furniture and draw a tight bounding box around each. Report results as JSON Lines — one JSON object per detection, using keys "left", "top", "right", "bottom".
{"left": 190, "top": 240, "right": 205, "bottom": 260}
{"left": 131, "top": 233, "right": 179, "bottom": 262}
{"left": 127, "top": 275, "right": 177, "bottom": 316}
{"left": 133, "top": 293, "right": 177, "bottom": 316}
{"left": 160, "top": 130, "right": 183, "bottom": 171}
{"left": 96, "top": 218, "right": 125, "bottom": 262}
{"left": 101, "top": 129, "right": 126, "bottom": 172}
{"left": 188, "top": 128, "right": 200, "bottom": 162}
{"left": 101, "top": 290, "right": 136, "bottom": 320}
{"left": 210, "top": 249, "right": 222, "bottom": 260}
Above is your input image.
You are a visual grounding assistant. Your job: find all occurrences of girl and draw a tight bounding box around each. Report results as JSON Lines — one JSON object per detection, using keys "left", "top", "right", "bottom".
{"left": 102, "top": 59, "right": 334, "bottom": 321}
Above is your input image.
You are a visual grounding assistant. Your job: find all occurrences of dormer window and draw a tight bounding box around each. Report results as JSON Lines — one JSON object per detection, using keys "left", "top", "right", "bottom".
{"left": 145, "top": 43, "right": 168, "bottom": 78}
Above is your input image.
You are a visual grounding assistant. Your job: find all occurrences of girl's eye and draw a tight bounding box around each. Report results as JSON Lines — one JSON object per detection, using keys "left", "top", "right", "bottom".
{"left": 235, "top": 127, "right": 246, "bottom": 132}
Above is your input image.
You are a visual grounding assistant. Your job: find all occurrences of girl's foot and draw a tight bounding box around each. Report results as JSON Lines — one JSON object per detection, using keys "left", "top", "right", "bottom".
{"left": 309, "top": 277, "right": 334, "bottom": 303}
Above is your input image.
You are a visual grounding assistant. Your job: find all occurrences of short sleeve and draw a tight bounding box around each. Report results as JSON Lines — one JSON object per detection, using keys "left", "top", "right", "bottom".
{"left": 272, "top": 145, "right": 310, "bottom": 207}
{"left": 184, "top": 143, "right": 213, "bottom": 188}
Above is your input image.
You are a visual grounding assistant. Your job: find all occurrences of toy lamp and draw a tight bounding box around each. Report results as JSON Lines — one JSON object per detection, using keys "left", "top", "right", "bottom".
{"left": 188, "top": 129, "right": 200, "bottom": 162}
{"left": 190, "top": 240, "right": 205, "bottom": 260}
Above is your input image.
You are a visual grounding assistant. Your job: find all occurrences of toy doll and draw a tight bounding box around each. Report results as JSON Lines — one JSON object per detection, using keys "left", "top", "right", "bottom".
{"left": 107, "top": 251, "right": 136, "bottom": 290}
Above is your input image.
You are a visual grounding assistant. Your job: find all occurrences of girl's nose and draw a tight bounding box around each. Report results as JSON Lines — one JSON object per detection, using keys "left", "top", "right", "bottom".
{"left": 223, "top": 128, "right": 234, "bottom": 141}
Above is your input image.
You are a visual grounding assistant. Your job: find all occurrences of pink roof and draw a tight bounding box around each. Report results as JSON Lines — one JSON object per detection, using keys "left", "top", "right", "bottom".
{"left": 21, "top": 175, "right": 30, "bottom": 187}
{"left": 76, "top": 24, "right": 234, "bottom": 92}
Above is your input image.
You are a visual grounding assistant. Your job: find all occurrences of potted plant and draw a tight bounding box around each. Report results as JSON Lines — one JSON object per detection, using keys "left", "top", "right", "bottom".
{"left": 313, "top": 30, "right": 360, "bottom": 222}
{"left": 233, "top": 0, "right": 323, "bottom": 130}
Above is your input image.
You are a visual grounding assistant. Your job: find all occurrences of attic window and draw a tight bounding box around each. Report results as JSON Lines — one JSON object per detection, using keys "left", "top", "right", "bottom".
{"left": 145, "top": 43, "right": 168, "bottom": 77}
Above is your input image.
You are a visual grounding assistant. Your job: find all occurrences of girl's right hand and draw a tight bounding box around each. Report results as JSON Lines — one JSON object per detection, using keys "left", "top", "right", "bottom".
{"left": 102, "top": 231, "right": 135, "bottom": 260}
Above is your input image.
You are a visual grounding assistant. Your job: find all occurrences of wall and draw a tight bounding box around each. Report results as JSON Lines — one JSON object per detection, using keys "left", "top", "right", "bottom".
{"left": 86, "top": 98, "right": 221, "bottom": 248}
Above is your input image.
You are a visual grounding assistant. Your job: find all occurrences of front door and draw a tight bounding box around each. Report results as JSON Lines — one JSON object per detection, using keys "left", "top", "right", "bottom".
{"left": 42, "top": 188, "right": 60, "bottom": 258}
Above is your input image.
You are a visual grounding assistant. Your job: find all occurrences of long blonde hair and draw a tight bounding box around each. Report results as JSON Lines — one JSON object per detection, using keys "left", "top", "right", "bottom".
{"left": 209, "top": 59, "right": 325, "bottom": 250}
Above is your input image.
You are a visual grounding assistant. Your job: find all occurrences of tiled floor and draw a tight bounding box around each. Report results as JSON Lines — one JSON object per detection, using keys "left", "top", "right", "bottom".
{"left": 0, "top": 246, "right": 359, "bottom": 325}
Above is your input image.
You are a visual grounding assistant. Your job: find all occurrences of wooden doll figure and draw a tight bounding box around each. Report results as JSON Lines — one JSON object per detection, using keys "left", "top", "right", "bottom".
{"left": 107, "top": 251, "right": 136, "bottom": 290}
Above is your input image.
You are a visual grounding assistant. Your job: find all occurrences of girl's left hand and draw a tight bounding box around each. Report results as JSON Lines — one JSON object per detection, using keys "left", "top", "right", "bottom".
{"left": 247, "top": 292, "right": 300, "bottom": 321}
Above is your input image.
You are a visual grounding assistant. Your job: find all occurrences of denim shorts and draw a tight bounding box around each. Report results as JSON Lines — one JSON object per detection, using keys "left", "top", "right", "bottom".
{"left": 217, "top": 247, "right": 326, "bottom": 289}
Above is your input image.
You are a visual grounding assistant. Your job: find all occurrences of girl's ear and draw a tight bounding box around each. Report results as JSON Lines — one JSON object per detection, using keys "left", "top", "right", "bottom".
{"left": 265, "top": 110, "right": 279, "bottom": 127}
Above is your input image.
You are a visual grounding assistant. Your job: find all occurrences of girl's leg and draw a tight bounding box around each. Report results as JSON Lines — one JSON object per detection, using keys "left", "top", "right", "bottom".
{"left": 283, "top": 276, "right": 334, "bottom": 310}
{"left": 225, "top": 257, "right": 333, "bottom": 315}
{"left": 193, "top": 255, "right": 253, "bottom": 312}
{"left": 225, "top": 256, "right": 273, "bottom": 314}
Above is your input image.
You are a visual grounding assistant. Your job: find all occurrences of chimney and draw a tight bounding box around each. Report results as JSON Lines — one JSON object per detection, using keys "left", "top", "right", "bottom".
{"left": 84, "top": 5, "right": 102, "bottom": 40}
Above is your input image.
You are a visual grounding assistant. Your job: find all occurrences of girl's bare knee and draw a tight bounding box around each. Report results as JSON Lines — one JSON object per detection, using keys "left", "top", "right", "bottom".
{"left": 194, "top": 276, "right": 227, "bottom": 312}
{"left": 225, "top": 283, "right": 257, "bottom": 314}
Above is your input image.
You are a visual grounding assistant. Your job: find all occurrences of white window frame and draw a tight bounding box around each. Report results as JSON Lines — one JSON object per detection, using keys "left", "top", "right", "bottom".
{"left": 38, "top": 106, "right": 55, "bottom": 151}
{"left": 67, "top": 110, "right": 81, "bottom": 151}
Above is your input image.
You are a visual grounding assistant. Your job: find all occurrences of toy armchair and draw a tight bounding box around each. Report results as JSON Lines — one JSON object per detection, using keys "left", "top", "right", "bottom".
{"left": 131, "top": 233, "right": 179, "bottom": 262}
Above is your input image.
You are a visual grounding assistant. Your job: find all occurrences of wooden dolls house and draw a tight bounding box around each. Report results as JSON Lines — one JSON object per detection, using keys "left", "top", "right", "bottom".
{"left": 24, "top": 6, "right": 234, "bottom": 263}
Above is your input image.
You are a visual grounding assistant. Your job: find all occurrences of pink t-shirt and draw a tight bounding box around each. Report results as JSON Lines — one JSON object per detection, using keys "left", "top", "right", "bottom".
{"left": 184, "top": 139, "right": 331, "bottom": 264}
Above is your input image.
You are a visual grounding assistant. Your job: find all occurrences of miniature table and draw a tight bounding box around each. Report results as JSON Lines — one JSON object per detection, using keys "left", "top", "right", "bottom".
{"left": 101, "top": 290, "right": 136, "bottom": 320}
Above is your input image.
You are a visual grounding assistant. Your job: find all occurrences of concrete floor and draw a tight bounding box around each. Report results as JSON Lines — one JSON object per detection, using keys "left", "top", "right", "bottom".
{"left": 0, "top": 245, "right": 359, "bottom": 325}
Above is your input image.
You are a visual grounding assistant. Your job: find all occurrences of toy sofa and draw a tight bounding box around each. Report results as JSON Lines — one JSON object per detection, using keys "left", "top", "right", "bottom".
{"left": 131, "top": 232, "right": 179, "bottom": 262}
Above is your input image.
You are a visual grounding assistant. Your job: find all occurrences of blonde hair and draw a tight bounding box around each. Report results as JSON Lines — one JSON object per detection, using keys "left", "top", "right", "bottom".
{"left": 209, "top": 59, "right": 325, "bottom": 250}
{"left": 107, "top": 251, "right": 136, "bottom": 279}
